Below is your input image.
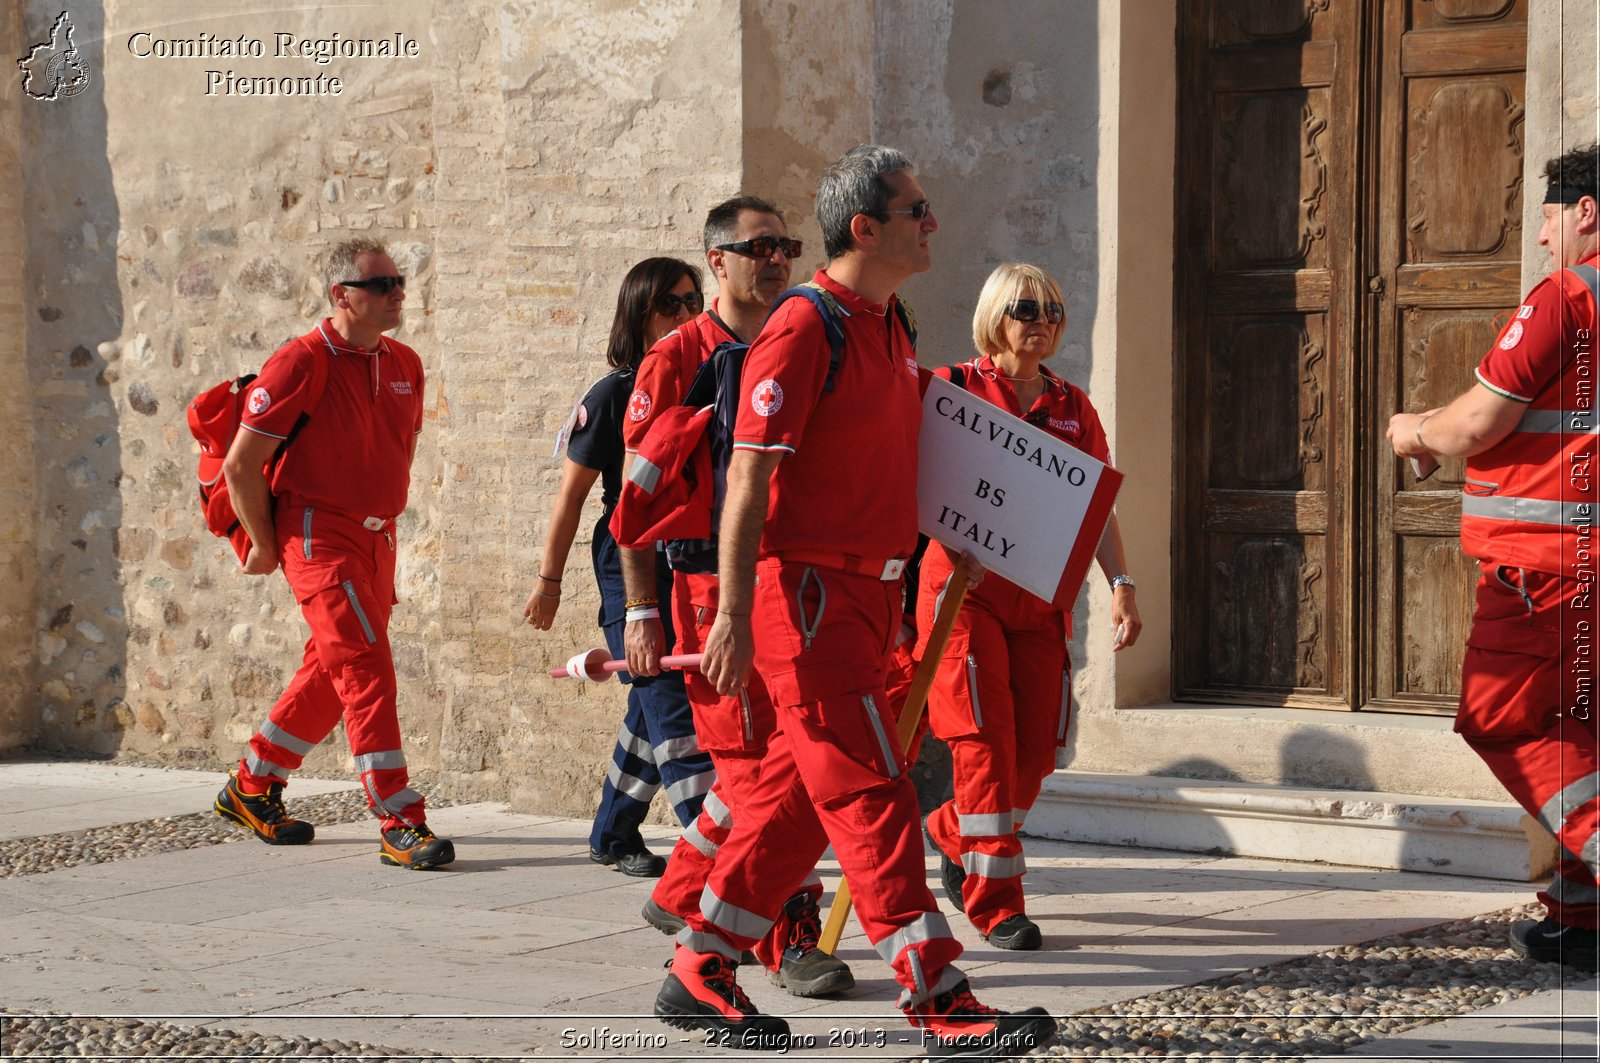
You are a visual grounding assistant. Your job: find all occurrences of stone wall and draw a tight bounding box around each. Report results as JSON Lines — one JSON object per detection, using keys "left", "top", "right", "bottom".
{"left": 6, "top": 0, "right": 745, "bottom": 825}
{"left": 0, "top": 5, "right": 39, "bottom": 751}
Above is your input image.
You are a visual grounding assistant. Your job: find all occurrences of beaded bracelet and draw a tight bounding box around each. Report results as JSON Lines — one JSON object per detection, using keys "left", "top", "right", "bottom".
{"left": 625, "top": 597, "right": 659, "bottom": 609}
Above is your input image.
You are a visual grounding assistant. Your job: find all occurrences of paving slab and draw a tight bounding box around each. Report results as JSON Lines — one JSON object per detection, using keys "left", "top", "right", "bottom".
{"left": 1345, "top": 974, "right": 1598, "bottom": 1061}
{"left": 0, "top": 761, "right": 358, "bottom": 840}
{"left": 0, "top": 759, "right": 1582, "bottom": 1061}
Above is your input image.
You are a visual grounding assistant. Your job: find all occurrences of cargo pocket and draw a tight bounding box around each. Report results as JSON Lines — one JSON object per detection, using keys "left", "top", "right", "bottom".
{"left": 1458, "top": 617, "right": 1559, "bottom": 739}
{"left": 788, "top": 692, "right": 904, "bottom": 808}
{"left": 927, "top": 650, "right": 985, "bottom": 740}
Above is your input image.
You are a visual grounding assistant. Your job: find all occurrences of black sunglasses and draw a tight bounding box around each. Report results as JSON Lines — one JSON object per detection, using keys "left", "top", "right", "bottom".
{"left": 714, "top": 236, "right": 804, "bottom": 260}
{"left": 654, "top": 290, "right": 705, "bottom": 316}
{"left": 339, "top": 275, "right": 406, "bottom": 294}
{"left": 878, "top": 200, "right": 933, "bottom": 221}
{"left": 1004, "top": 299, "right": 1064, "bottom": 324}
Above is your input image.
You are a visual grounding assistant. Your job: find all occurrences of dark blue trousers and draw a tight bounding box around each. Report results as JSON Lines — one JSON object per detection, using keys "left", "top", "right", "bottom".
{"left": 588, "top": 515, "right": 714, "bottom": 854}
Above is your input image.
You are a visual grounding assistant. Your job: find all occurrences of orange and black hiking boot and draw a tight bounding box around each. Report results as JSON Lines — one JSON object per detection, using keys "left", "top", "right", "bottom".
{"left": 904, "top": 978, "right": 1055, "bottom": 1060}
{"left": 654, "top": 947, "right": 792, "bottom": 1050}
{"left": 378, "top": 823, "right": 455, "bottom": 869}
{"left": 214, "top": 772, "right": 314, "bottom": 845}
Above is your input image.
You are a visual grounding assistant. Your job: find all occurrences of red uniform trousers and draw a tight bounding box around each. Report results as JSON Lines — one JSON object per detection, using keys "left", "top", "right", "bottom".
{"left": 650, "top": 571, "right": 809, "bottom": 971}
{"left": 678, "top": 559, "right": 964, "bottom": 1011}
{"left": 236, "top": 506, "right": 424, "bottom": 831}
{"left": 1458, "top": 561, "right": 1600, "bottom": 928}
{"left": 918, "top": 548, "right": 1071, "bottom": 935}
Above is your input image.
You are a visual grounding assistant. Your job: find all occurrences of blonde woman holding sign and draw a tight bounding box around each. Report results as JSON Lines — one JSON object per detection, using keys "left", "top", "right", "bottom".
{"left": 918, "top": 262, "right": 1141, "bottom": 949}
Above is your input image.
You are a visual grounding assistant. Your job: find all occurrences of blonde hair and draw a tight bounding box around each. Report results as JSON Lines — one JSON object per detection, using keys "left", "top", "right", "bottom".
{"left": 971, "top": 262, "right": 1066, "bottom": 357}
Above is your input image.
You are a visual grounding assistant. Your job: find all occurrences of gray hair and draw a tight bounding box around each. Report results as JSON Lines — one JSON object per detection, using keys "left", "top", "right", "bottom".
{"left": 325, "top": 237, "right": 388, "bottom": 306}
{"left": 816, "top": 145, "right": 915, "bottom": 260}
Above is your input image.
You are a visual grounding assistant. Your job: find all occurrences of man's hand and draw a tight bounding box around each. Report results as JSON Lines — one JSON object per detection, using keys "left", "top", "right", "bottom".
{"left": 241, "top": 540, "right": 279, "bottom": 576}
{"left": 625, "top": 617, "right": 666, "bottom": 676}
{"left": 701, "top": 610, "right": 755, "bottom": 696}
{"left": 1386, "top": 408, "right": 1441, "bottom": 458}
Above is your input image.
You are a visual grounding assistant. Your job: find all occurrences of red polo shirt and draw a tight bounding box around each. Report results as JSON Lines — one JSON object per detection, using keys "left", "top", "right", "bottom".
{"left": 732, "top": 270, "right": 922, "bottom": 559}
{"left": 240, "top": 319, "right": 424, "bottom": 521}
{"left": 622, "top": 303, "right": 738, "bottom": 452}
{"left": 942, "top": 354, "right": 1110, "bottom": 462}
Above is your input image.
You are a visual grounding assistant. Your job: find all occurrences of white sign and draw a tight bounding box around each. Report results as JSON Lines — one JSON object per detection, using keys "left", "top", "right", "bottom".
{"left": 917, "top": 374, "right": 1122, "bottom": 607}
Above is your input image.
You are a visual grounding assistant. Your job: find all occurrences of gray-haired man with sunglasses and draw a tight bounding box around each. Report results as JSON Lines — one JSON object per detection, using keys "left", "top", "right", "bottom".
{"left": 656, "top": 146, "right": 1055, "bottom": 1059}
{"left": 618, "top": 196, "right": 860, "bottom": 999}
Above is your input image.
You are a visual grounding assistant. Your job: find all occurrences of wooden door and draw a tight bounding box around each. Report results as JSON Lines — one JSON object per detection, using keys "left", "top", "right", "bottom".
{"left": 1369, "top": 0, "right": 1528, "bottom": 712}
{"left": 1175, "top": 0, "right": 1526, "bottom": 711}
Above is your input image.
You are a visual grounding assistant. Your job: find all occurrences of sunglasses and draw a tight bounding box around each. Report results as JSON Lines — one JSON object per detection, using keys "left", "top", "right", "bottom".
{"left": 1004, "top": 299, "right": 1064, "bottom": 324}
{"left": 654, "top": 290, "right": 705, "bottom": 316}
{"left": 714, "top": 236, "right": 804, "bottom": 260}
{"left": 339, "top": 275, "right": 406, "bottom": 294}
{"left": 878, "top": 200, "right": 933, "bottom": 221}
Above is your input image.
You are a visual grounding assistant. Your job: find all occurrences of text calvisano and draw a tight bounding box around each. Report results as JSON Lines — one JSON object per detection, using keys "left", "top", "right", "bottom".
{"left": 126, "top": 31, "right": 422, "bottom": 96}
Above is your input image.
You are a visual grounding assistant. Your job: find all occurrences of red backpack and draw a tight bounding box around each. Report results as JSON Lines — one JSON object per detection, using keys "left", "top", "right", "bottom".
{"left": 187, "top": 353, "right": 329, "bottom": 562}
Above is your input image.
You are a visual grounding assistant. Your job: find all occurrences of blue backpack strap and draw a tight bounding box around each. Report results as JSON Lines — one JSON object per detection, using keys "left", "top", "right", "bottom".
{"left": 766, "top": 283, "right": 918, "bottom": 392}
{"left": 769, "top": 282, "right": 849, "bottom": 392}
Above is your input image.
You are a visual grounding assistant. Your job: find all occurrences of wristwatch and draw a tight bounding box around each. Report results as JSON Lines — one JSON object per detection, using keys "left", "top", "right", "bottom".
{"left": 1110, "top": 574, "right": 1136, "bottom": 591}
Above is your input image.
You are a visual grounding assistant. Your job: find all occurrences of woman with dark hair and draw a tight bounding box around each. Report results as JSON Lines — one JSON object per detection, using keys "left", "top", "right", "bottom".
{"left": 524, "top": 256, "right": 714, "bottom": 876}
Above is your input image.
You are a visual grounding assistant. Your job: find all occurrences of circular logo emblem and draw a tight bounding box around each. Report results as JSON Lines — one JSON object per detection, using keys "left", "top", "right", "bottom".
{"left": 627, "top": 389, "right": 652, "bottom": 423}
{"left": 247, "top": 386, "right": 272, "bottom": 415}
{"left": 575, "top": 403, "right": 588, "bottom": 429}
{"left": 1499, "top": 321, "right": 1524, "bottom": 350}
{"left": 751, "top": 379, "right": 784, "bottom": 417}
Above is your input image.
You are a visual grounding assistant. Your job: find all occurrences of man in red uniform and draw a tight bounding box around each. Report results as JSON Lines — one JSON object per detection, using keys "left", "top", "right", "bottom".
{"left": 1389, "top": 142, "right": 1600, "bottom": 971}
{"left": 212, "top": 238, "right": 452, "bottom": 870}
{"left": 618, "top": 197, "right": 855, "bottom": 996}
{"left": 652, "top": 145, "right": 1054, "bottom": 1059}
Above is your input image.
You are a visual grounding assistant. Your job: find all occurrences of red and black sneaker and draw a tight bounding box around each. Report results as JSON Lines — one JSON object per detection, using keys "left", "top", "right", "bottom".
{"left": 905, "top": 978, "right": 1055, "bottom": 1060}
{"left": 654, "top": 948, "right": 792, "bottom": 1051}
{"left": 768, "top": 890, "right": 855, "bottom": 997}
{"left": 213, "top": 772, "right": 314, "bottom": 845}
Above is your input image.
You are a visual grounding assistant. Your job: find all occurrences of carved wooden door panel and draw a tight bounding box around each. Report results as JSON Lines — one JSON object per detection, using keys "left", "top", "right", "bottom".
{"left": 1369, "top": 0, "right": 1527, "bottom": 712}
{"left": 1176, "top": 0, "right": 1526, "bottom": 711}
{"left": 1176, "top": 1, "right": 1359, "bottom": 708}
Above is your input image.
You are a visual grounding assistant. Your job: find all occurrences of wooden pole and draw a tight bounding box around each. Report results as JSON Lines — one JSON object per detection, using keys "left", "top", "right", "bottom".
{"left": 817, "top": 566, "right": 971, "bottom": 955}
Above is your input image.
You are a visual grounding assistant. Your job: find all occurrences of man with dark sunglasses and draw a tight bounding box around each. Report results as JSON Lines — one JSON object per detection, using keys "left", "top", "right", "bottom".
{"left": 653, "top": 146, "right": 1054, "bottom": 1059}
{"left": 212, "top": 237, "right": 453, "bottom": 871}
{"left": 617, "top": 196, "right": 857, "bottom": 999}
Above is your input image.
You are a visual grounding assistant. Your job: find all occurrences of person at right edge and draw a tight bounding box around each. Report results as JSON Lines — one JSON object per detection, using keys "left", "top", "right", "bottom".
{"left": 1388, "top": 141, "right": 1600, "bottom": 974}
{"left": 653, "top": 144, "right": 1055, "bottom": 1059}
{"left": 920, "top": 262, "right": 1141, "bottom": 951}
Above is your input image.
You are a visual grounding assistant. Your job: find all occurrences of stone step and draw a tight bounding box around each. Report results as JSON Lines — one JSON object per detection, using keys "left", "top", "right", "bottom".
{"left": 1028, "top": 770, "right": 1558, "bottom": 882}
